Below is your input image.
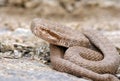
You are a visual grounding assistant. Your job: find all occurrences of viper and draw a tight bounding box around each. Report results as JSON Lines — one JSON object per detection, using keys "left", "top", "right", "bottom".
{"left": 31, "top": 18, "right": 120, "bottom": 81}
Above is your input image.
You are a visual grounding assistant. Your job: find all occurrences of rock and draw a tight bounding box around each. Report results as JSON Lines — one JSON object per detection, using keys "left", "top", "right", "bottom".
{"left": 0, "top": 51, "right": 12, "bottom": 58}
{"left": 0, "top": 27, "right": 51, "bottom": 62}
{"left": 13, "top": 50, "right": 23, "bottom": 58}
{"left": 32, "top": 42, "right": 50, "bottom": 64}
{"left": 13, "top": 28, "right": 32, "bottom": 37}
{"left": 0, "top": 27, "right": 12, "bottom": 35}
{"left": 116, "top": 74, "right": 120, "bottom": 79}
{"left": 0, "top": 58, "right": 90, "bottom": 81}
{"left": 0, "top": 41, "right": 14, "bottom": 52}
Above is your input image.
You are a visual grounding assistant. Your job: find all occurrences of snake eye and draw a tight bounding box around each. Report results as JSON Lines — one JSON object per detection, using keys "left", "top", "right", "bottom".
{"left": 39, "top": 27, "right": 61, "bottom": 40}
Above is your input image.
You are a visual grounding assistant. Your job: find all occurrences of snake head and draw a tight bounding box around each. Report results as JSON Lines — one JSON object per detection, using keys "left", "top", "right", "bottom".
{"left": 31, "top": 18, "right": 61, "bottom": 43}
{"left": 31, "top": 18, "right": 90, "bottom": 47}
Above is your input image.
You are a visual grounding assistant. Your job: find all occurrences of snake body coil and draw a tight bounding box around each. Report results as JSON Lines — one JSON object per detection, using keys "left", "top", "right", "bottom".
{"left": 31, "top": 18, "right": 120, "bottom": 81}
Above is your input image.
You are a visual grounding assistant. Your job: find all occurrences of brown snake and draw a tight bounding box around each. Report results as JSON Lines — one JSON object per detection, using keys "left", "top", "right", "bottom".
{"left": 31, "top": 18, "right": 120, "bottom": 81}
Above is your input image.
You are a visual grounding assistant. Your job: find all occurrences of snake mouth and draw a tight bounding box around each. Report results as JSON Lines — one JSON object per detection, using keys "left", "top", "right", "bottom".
{"left": 40, "top": 28, "right": 61, "bottom": 40}
{"left": 31, "top": 24, "right": 61, "bottom": 44}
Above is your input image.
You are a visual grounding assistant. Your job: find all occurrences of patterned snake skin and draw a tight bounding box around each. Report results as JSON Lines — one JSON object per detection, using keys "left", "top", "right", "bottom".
{"left": 31, "top": 18, "right": 120, "bottom": 81}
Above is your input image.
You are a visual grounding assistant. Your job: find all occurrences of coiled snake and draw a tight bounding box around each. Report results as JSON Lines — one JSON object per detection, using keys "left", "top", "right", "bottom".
{"left": 31, "top": 18, "right": 120, "bottom": 81}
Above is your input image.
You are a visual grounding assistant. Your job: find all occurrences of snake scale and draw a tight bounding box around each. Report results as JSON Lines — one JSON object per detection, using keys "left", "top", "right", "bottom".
{"left": 31, "top": 18, "right": 120, "bottom": 81}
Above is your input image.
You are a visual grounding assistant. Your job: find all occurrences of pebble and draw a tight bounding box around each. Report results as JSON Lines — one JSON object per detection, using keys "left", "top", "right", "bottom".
{"left": 13, "top": 50, "right": 23, "bottom": 58}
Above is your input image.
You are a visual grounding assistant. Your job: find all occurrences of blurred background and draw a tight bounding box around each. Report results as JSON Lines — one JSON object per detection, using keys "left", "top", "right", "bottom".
{"left": 1, "top": 0, "right": 120, "bottom": 30}
{"left": 0, "top": 0, "right": 120, "bottom": 81}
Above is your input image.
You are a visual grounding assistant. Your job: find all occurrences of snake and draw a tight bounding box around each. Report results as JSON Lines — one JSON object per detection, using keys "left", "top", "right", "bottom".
{"left": 31, "top": 18, "right": 120, "bottom": 81}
